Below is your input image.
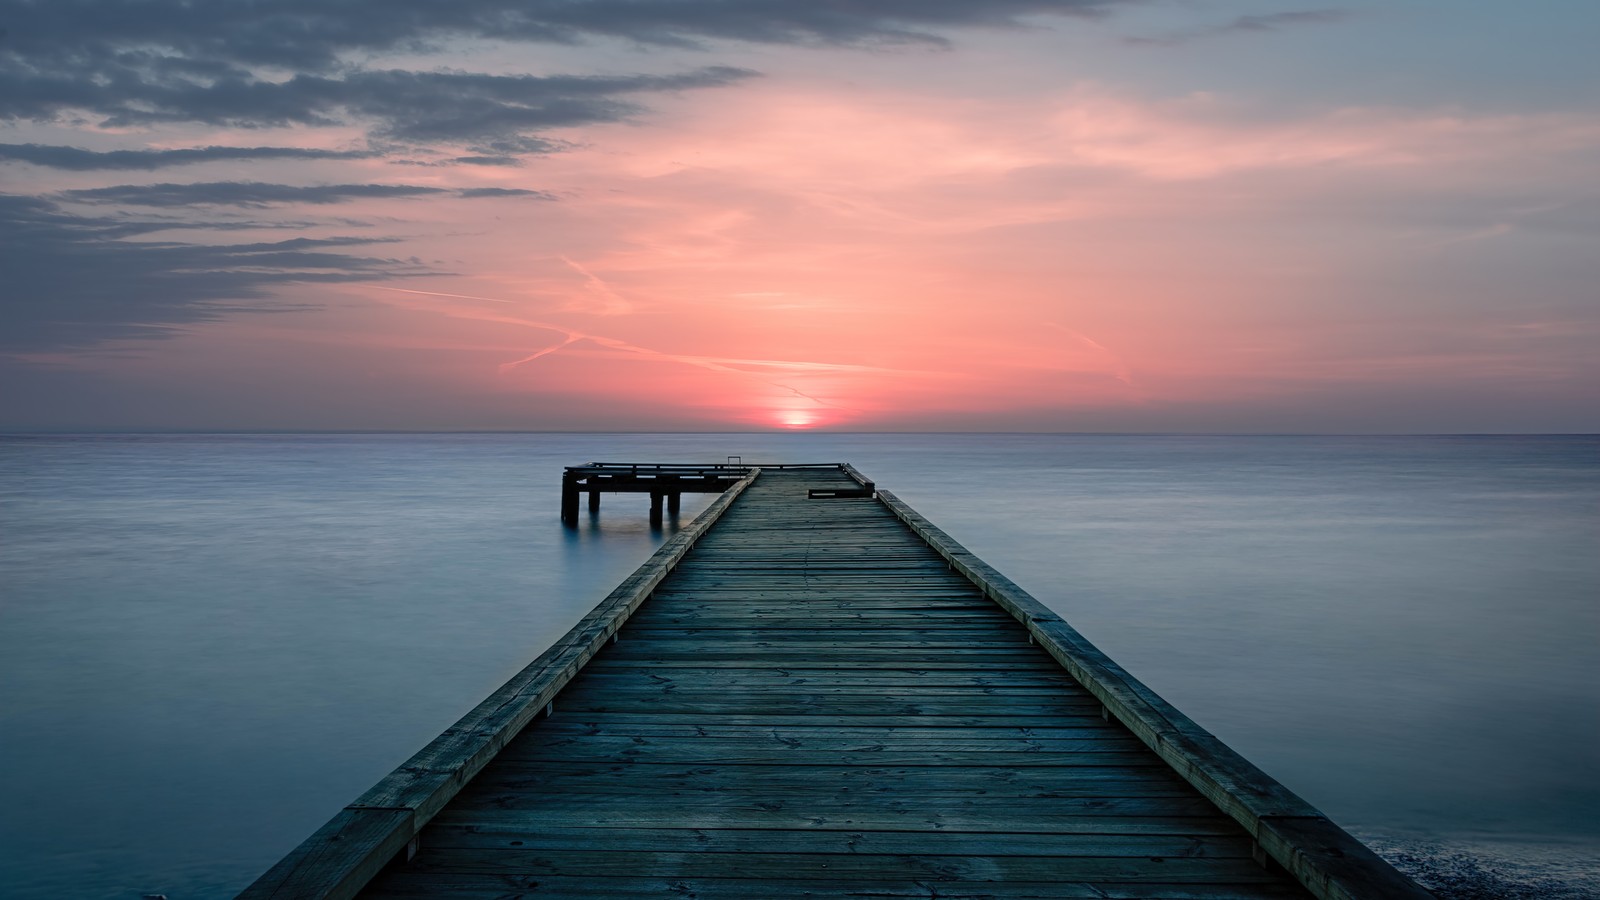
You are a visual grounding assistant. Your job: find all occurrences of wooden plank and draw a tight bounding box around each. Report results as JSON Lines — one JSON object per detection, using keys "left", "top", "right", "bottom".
{"left": 417, "top": 824, "right": 1255, "bottom": 858}
{"left": 428, "top": 791, "right": 1235, "bottom": 821}
{"left": 382, "top": 848, "right": 1283, "bottom": 882}
{"left": 524, "top": 721, "right": 1147, "bottom": 740}
{"left": 575, "top": 665, "right": 1069, "bottom": 679}
{"left": 366, "top": 874, "right": 1308, "bottom": 899}
{"left": 455, "top": 763, "right": 1199, "bottom": 799}
{"left": 567, "top": 672, "right": 1081, "bottom": 687}
{"left": 628, "top": 611, "right": 1014, "bottom": 622}
{"left": 528, "top": 721, "right": 1126, "bottom": 734}
{"left": 539, "top": 714, "right": 1109, "bottom": 728}
{"left": 559, "top": 683, "right": 1087, "bottom": 698}
{"left": 498, "top": 747, "right": 1159, "bottom": 768}
{"left": 581, "top": 657, "right": 1070, "bottom": 670}
{"left": 548, "top": 699, "right": 1108, "bottom": 718}
{"left": 429, "top": 805, "right": 1246, "bottom": 834}
{"left": 598, "top": 640, "right": 1053, "bottom": 659}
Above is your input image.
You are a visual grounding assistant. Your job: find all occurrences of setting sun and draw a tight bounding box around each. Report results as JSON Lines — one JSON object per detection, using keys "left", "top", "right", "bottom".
{"left": 776, "top": 409, "right": 818, "bottom": 429}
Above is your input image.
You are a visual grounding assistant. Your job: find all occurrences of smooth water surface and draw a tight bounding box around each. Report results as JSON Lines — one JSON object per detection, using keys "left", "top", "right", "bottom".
{"left": 1, "top": 433, "right": 1595, "bottom": 897}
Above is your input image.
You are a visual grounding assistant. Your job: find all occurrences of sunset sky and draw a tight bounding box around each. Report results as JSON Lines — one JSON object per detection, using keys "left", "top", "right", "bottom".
{"left": 2, "top": 1, "right": 1596, "bottom": 432}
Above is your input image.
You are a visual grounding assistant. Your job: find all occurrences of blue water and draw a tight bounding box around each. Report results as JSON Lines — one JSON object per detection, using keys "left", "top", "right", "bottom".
{"left": 1, "top": 433, "right": 1596, "bottom": 898}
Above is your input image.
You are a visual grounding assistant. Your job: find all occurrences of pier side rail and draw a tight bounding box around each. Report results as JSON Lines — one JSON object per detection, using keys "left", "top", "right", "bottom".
{"left": 876, "top": 488, "right": 1431, "bottom": 900}
{"left": 239, "top": 469, "right": 763, "bottom": 900}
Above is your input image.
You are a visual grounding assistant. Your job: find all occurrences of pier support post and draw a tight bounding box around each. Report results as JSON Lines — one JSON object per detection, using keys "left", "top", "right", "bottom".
{"left": 561, "top": 476, "right": 580, "bottom": 525}
{"left": 588, "top": 490, "right": 601, "bottom": 512}
{"left": 649, "top": 491, "right": 664, "bottom": 526}
{"left": 667, "top": 492, "right": 681, "bottom": 516}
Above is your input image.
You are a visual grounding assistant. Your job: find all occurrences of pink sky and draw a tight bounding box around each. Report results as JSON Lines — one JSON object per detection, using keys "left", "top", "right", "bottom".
{"left": 3, "top": 4, "right": 1597, "bottom": 431}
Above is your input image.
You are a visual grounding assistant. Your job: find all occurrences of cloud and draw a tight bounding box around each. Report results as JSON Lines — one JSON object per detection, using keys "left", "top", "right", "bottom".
{"left": 2, "top": 2, "right": 1130, "bottom": 69}
{"left": 57, "top": 181, "right": 554, "bottom": 207}
{"left": 1229, "top": 10, "right": 1350, "bottom": 32}
{"left": 634, "top": 81, "right": 1600, "bottom": 191}
{"left": 0, "top": 143, "right": 377, "bottom": 170}
{"left": 0, "top": 62, "right": 759, "bottom": 151}
{"left": 0, "top": 1, "right": 1147, "bottom": 367}
{"left": 0, "top": 193, "right": 427, "bottom": 353}
{"left": 456, "top": 187, "right": 554, "bottom": 198}
{"left": 0, "top": 1, "right": 1131, "bottom": 155}
{"left": 451, "top": 156, "right": 523, "bottom": 167}
{"left": 1127, "top": 9, "right": 1349, "bottom": 47}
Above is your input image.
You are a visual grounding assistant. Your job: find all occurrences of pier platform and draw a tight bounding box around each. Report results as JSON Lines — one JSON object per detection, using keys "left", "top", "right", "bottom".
{"left": 561, "top": 463, "right": 752, "bottom": 526}
{"left": 242, "top": 465, "right": 1429, "bottom": 899}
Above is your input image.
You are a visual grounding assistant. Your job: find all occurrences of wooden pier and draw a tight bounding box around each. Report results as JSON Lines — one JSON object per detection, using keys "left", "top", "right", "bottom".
{"left": 243, "top": 465, "right": 1429, "bottom": 899}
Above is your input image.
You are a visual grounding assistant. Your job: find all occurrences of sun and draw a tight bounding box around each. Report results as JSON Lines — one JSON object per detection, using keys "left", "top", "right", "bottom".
{"left": 776, "top": 409, "right": 817, "bottom": 429}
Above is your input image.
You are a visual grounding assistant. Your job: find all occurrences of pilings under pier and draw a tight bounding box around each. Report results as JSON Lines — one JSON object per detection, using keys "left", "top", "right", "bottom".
{"left": 560, "top": 463, "right": 749, "bottom": 526}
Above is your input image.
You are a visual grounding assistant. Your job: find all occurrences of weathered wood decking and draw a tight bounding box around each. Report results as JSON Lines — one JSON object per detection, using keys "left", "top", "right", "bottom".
{"left": 243, "top": 465, "right": 1429, "bottom": 899}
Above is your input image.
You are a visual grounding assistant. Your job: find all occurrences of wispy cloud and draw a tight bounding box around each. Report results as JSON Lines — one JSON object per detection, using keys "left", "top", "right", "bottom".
{"left": 1127, "top": 9, "right": 1350, "bottom": 47}
{"left": 0, "top": 143, "right": 377, "bottom": 171}
{"left": 58, "top": 182, "right": 555, "bottom": 208}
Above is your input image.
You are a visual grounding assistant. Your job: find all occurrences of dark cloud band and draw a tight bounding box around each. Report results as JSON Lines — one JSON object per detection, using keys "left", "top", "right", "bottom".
{"left": 1126, "top": 8, "right": 1349, "bottom": 47}
{"left": 1, "top": 1, "right": 1127, "bottom": 69}
{"left": 0, "top": 1, "right": 1126, "bottom": 149}
{"left": 56, "top": 181, "right": 556, "bottom": 207}
{"left": 0, "top": 193, "right": 429, "bottom": 353}
{"left": 0, "top": 62, "right": 758, "bottom": 153}
{"left": 0, "top": 143, "right": 377, "bottom": 170}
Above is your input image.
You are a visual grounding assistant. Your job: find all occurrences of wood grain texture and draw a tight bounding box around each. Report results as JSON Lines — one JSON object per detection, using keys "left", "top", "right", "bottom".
{"left": 361, "top": 468, "right": 1325, "bottom": 898}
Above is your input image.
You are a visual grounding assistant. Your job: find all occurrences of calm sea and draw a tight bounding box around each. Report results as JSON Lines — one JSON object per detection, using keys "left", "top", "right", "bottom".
{"left": 1, "top": 433, "right": 1595, "bottom": 898}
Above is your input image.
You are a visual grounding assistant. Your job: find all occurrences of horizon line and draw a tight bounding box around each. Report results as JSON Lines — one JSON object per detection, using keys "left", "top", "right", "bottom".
{"left": 1, "top": 429, "right": 1595, "bottom": 438}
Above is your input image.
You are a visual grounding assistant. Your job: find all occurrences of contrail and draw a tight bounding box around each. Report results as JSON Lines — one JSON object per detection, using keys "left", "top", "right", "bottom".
{"left": 496, "top": 334, "right": 585, "bottom": 374}
{"left": 356, "top": 282, "right": 859, "bottom": 410}
{"left": 1045, "top": 322, "right": 1137, "bottom": 386}
{"left": 561, "top": 256, "right": 631, "bottom": 315}
{"left": 364, "top": 285, "right": 517, "bottom": 304}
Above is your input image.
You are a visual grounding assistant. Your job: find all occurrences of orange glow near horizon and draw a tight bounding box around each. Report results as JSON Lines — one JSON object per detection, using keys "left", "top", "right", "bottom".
{"left": 775, "top": 408, "right": 820, "bottom": 429}
{"left": 33, "top": 73, "right": 1594, "bottom": 433}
